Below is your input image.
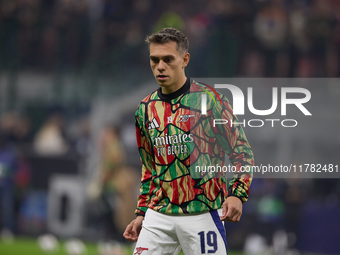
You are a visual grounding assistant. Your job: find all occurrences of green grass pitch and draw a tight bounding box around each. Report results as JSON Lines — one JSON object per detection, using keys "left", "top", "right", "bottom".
{"left": 0, "top": 238, "right": 242, "bottom": 255}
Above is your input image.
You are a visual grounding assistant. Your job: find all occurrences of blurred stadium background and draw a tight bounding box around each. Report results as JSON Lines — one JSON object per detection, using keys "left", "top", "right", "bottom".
{"left": 0, "top": 0, "right": 340, "bottom": 254}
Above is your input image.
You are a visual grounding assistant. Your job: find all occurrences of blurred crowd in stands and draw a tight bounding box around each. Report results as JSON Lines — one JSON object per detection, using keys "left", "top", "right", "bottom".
{"left": 0, "top": 110, "right": 81, "bottom": 233}
{"left": 0, "top": 109, "right": 138, "bottom": 242}
{"left": 1, "top": 0, "right": 340, "bottom": 254}
{"left": 0, "top": 0, "right": 339, "bottom": 77}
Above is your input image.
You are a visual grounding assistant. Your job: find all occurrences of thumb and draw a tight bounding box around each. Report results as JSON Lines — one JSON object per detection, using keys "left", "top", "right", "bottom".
{"left": 220, "top": 200, "right": 228, "bottom": 221}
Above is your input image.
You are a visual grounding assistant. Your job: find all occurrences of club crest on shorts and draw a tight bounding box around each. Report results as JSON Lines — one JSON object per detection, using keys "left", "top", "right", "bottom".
{"left": 134, "top": 247, "right": 149, "bottom": 254}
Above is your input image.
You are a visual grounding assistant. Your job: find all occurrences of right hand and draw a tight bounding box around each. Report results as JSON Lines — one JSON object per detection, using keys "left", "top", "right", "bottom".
{"left": 123, "top": 216, "right": 144, "bottom": 241}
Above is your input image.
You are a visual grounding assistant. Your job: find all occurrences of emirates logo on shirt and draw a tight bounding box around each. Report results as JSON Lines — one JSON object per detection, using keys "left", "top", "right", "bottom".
{"left": 134, "top": 247, "right": 149, "bottom": 254}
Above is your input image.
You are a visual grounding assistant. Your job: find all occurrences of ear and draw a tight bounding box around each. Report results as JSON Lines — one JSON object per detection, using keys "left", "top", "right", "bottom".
{"left": 182, "top": 53, "right": 190, "bottom": 68}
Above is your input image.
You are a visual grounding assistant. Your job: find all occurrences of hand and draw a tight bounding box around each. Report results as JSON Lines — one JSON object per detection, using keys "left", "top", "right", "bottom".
{"left": 220, "top": 196, "right": 242, "bottom": 222}
{"left": 123, "top": 216, "right": 144, "bottom": 241}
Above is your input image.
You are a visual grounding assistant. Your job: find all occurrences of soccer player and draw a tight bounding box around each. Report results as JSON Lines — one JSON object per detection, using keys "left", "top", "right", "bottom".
{"left": 123, "top": 27, "right": 254, "bottom": 255}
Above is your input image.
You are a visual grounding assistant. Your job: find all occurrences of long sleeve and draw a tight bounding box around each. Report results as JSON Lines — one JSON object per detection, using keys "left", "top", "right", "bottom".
{"left": 135, "top": 103, "right": 155, "bottom": 216}
{"left": 213, "top": 94, "right": 254, "bottom": 203}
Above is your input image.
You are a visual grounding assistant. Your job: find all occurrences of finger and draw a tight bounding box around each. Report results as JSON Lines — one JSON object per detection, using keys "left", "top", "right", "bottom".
{"left": 227, "top": 214, "right": 237, "bottom": 222}
{"left": 123, "top": 232, "right": 131, "bottom": 240}
{"left": 123, "top": 230, "right": 131, "bottom": 239}
{"left": 124, "top": 231, "right": 137, "bottom": 241}
{"left": 130, "top": 224, "right": 141, "bottom": 241}
{"left": 226, "top": 207, "right": 235, "bottom": 218}
{"left": 123, "top": 225, "right": 136, "bottom": 241}
{"left": 233, "top": 214, "right": 241, "bottom": 223}
{"left": 225, "top": 208, "right": 238, "bottom": 222}
{"left": 227, "top": 211, "right": 242, "bottom": 223}
{"left": 220, "top": 202, "right": 228, "bottom": 221}
{"left": 220, "top": 209, "right": 229, "bottom": 221}
{"left": 236, "top": 214, "right": 241, "bottom": 222}
{"left": 124, "top": 233, "right": 134, "bottom": 241}
{"left": 125, "top": 235, "right": 137, "bottom": 241}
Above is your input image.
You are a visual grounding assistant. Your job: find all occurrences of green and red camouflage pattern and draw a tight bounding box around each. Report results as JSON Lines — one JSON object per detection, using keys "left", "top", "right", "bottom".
{"left": 135, "top": 80, "right": 254, "bottom": 215}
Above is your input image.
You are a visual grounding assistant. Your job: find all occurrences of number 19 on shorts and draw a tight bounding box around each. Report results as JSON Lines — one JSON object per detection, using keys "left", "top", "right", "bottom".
{"left": 198, "top": 231, "right": 217, "bottom": 253}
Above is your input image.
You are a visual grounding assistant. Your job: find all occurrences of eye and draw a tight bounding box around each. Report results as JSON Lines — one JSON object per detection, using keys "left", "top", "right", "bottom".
{"left": 164, "top": 57, "right": 172, "bottom": 63}
{"left": 150, "top": 57, "right": 159, "bottom": 64}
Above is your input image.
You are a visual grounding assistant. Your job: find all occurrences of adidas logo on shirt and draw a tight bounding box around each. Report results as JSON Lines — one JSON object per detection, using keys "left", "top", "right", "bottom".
{"left": 148, "top": 118, "right": 160, "bottom": 130}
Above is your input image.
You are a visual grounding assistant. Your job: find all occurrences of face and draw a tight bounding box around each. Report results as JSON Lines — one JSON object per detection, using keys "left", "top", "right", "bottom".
{"left": 149, "top": 41, "right": 190, "bottom": 94}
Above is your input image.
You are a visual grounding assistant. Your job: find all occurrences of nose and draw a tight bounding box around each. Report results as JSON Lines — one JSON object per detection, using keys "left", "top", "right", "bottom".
{"left": 157, "top": 60, "right": 165, "bottom": 72}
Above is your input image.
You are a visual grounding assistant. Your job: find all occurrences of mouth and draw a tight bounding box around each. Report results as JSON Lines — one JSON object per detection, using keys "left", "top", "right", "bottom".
{"left": 157, "top": 75, "right": 168, "bottom": 81}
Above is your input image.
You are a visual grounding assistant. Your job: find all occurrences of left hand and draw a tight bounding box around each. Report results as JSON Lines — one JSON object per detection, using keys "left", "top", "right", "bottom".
{"left": 123, "top": 216, "right": 144, "bottom": 242}
{"left": 220, "top": 196, "right": 242, "bottom": 222}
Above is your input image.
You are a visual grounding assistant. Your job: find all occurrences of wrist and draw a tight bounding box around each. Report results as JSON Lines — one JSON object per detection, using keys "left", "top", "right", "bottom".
{"left": 226, "top": 195, "right": 244, "bottom": 203}
{"left": 135, "top": 215, "right": 144, "bottom": 222}
{"left": 135, "top": 212, "right": 145, "bottom": 218}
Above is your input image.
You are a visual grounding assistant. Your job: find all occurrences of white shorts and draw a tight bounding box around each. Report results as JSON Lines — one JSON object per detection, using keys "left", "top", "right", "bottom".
{"left": 133, "top": 209, "right": 228, "bottom": 255}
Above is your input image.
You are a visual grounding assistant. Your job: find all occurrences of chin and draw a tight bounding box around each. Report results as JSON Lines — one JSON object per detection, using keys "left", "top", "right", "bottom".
{"left": 157, "top": 80, "right": 169, "bottom": 86}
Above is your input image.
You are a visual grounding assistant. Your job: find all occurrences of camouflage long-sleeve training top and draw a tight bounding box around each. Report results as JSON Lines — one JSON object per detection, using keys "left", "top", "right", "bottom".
{"left": 135, "top": 79, "right": 254, "bottom": 216}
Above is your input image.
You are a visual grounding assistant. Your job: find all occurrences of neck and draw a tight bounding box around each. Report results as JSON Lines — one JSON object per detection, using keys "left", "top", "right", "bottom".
{"left": 161, "top": 75, "right": 187, "bottom": 94}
